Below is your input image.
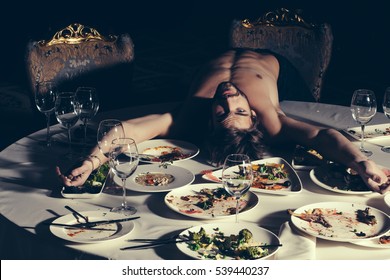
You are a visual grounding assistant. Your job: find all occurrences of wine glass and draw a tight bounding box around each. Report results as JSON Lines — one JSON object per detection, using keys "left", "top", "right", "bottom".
{"left": 55, "top": 92, "right": 79, "bottom": 158}
{"left": 381, "top": 87, "right": 390, "bottom": 153}
{"left": 350, "top": 89, "right": 377, "bottom": 156}
{"left": 109, "top": 138, "right": 139, "bottom": 215}
{"left": 221, "top": 154, "right": 253, "bottom": 223}
{"left": 75, "top": 87, "right": 99, "bottom": 145}
{"left": 97, "top": 119, "right": 125, "bottom": 158}
{"left": 34, "top": 81, "right": 57, "bottom": 147}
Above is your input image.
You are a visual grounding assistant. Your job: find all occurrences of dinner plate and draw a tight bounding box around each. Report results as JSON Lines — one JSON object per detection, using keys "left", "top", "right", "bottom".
{"left": 385, "top": 193, "right": 390, "bottom": 209}
{"left": 290, "top": 202, "right": 390, "bottom": 242}
{"left": 121, "top": 164, "right": 195, "bottom": 193}
{"left": 344, "top": 124, "right": 390, "bottom": 140}
{"left": 164, "top": 183, "right": 259, "bottom": 219}
{"left": 202, "top": 157, "right": 302, "bottom": 195}
{"left": 137, "top": 139, "right": 199, "bottom": 163}
{"left": 50, "top": 211, "right": 135, "bottom": 243}
{"left": 350, "top": 230, "right": 390, "bottom": 249}
{"left": 309, "top": 163, "right": 388, "bottom": 194}
{"left": 176, "top": 222, "right": 281, "bottom": 260}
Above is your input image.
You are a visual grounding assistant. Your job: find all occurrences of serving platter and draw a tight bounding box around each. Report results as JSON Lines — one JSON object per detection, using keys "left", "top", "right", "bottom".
{"left": 164, "top": 183, "right": 259, "bottom": 219}
{"left": 137, "top": 139, "right": 199, "bottom": 163}
{"left": 202, "top": 157, "right": 302, "bottom": 195}
{"left": 50, "top": 211, "right": 135, "bottom": 243}
{"left": 121, "top": 164, "right": 195, "bottom": 193}
{"left": 291, "top": 145, "right": 325, "bottom": 170}
{"left": 176, "top": 222, "right": 281, "bottom": 260}
{"left": 290, "top": 202, "right": 390, "bottom": 242}
{"left": 61, "top": 163, "right": 110, "bottom": 198}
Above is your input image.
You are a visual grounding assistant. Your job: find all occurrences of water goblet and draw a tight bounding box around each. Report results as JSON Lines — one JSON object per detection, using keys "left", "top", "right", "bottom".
{"left": 381, "top": 87, "right": 390, "bottom": 153}
{"left": 97, "top": 119, "right": 125, "bottom": 158}
{"left": 55, "top": 92, "right": 79, "bottom": 158}
{"left": 75, "top": 87, "right": 99, "bottom": 146}
{"left": 34, "top": 81, "right": 57, "bottom": 147}
{"left": 221, "top": 154, "right": 253, "bottom": 223}
{"left": 350, "top": 89, "right": 377, "bottom": 156}
{"left": 109, "top": 137, "right": 139, "bottom": 215}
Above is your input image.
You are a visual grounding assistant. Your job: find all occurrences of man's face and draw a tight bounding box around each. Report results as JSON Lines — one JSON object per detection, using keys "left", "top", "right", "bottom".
{"left": 211, "top": 82, "right": 254, "bottom": 130}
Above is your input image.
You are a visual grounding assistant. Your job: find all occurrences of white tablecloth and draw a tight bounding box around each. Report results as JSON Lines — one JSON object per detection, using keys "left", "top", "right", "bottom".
{"left": 0, "top": 101, "right": 389, "bottom": 260}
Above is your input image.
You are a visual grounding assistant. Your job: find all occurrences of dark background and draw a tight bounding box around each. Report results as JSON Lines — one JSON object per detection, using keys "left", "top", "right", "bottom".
{"left": 0, "top": 0, "right": 389, "bottom": 148}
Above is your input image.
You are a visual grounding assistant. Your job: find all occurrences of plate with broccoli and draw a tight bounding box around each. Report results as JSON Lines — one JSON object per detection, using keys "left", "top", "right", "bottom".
{"left": 176, "top": 222, "right": 281, "bottom": 259}
{"left": 61, "top": 163, "right": 110, "bottom": 198}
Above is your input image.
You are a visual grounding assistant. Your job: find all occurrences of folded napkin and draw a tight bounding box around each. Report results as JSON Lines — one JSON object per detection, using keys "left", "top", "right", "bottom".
{"left": 274, "top": 221, "right": 316, "bottom": 260}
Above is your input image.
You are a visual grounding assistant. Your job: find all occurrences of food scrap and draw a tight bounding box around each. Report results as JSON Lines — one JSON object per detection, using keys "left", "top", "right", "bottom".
{"left": 135, "top": 172, "right": 175, "bottom": 186}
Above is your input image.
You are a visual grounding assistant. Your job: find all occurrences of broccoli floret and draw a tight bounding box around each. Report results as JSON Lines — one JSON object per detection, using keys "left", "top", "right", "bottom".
{"left": 188, "top": 227, "right": 206, "bottom": 242}
{"left": 238, "top": 229, "right": 253, "bottom": 243}
{"left": 242, "top": 246, "right": 265, "bottom": 259}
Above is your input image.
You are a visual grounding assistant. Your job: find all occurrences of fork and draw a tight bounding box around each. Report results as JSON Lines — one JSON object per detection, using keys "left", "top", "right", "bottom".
{"left": 121, "top": 235, "right": 189, "bottom": 250}
{"left": 65, "top": 205, "right": 89, "bottom": 223}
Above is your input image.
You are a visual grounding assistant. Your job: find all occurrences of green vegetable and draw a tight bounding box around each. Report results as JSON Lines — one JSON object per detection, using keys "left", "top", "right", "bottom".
{"left": 185, "top": 227, "right": 269, "bottom": 260}
{"left": 84, "top": 163, "right": 109, "bottom": 188}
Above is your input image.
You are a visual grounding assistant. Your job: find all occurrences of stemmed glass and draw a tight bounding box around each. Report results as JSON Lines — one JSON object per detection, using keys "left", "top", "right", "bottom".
{"left": 381, "top": 87, "right": 390, "bottom": 153}
{"left": 55, "top": 92, "right": 79, "bottom": 158}
{"left": 34, "top": 81, "right": 57, "bottom": 147}
{"left": 75, "top": 87, "right": 99, "bottom": 145}
{"left": 350, "top": 89, "right": 377, "bottom": 156}
{"left": 221, "top": 154, "right": 253, "bottom": 223}
{"left": 109, "top": 138, "right": 139, "bottom": 215}
{"left": 97, "top": 119, "right": 125, "bottom": 158}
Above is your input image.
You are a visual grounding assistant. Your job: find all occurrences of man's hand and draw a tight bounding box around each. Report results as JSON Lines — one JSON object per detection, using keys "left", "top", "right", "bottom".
{"left": 355, "top": 160, "right": 390, "bottom": 194}
{"left": 56, "top": 161, "right": 93, "bottom": 187}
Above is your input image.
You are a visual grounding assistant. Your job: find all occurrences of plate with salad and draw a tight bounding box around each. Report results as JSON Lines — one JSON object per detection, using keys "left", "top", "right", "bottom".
{"left": 61, "top": 163, "right": 110, "bottom": 198}
{"left": 176, "top": 222, "right": 281, "bottom": 259}
{"left": 202, "top": 157, "right": 302, "bottom": 195}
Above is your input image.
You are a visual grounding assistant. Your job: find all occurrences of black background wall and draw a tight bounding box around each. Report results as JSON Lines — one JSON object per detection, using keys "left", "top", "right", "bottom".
{"left": 0, "top": 0, "right": 389, "bottom": 147}
{"left": 1, "top": 0, "right": 389, "bottom": 103}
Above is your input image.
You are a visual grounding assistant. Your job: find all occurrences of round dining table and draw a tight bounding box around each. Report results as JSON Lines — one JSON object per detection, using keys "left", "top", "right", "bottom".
{"left": 0, "top": 100, "right": 389, "bottom": 260}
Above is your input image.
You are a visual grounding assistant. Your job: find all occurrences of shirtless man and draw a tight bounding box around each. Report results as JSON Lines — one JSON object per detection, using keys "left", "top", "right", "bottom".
{"left": 57, "top": 49, "right": 390, "bottom": 194}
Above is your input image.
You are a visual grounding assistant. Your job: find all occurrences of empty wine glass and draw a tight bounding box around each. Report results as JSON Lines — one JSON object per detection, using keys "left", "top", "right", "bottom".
{"left": 34, "top": 81, "right": 57, "bottom": 147}
{"left": 350, "top": 89, "right": 377, "bottom": 156}
{"left": 55, "top": 92, "right": 79, "bottom": 158}
{"left": 381, "top": 87, "right": 390, "bottom": 153}
{"left": 221, "top": 154, "right": 253, "bottom": 223}
{"left": 97, "top": 119, "right": 125, "bottom": 158}
{"left": 75, "top": 87, "right": 99, "bottom": 145}
{"left": 109, "top": 138, "right": 139, "bottom": 215}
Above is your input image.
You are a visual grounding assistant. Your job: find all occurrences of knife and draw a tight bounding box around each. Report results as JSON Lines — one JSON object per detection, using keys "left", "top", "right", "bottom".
{"left": 49, "top": 216, "right": 140, "bottom": 229}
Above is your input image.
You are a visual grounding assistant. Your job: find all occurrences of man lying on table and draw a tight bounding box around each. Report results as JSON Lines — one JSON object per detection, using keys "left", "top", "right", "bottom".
{"left": 57, "top": 48, "right": 390, "bottom": 194}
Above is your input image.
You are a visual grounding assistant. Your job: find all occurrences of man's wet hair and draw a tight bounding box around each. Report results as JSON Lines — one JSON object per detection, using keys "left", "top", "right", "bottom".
{"left": 204, "top": 118, "right": 265, "bottom": 166}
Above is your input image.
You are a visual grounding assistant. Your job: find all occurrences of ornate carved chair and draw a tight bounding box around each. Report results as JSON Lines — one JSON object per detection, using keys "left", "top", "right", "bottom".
{"left": 230, "top": 8, "right": 333, "bottom": 102}
{"left": 25, "top": 23, "right": 135, "bottom": 112}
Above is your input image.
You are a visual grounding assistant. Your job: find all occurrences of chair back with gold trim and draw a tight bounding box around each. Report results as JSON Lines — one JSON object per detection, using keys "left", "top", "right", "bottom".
{"left": 26, "top": 23, "right": 135, "bottom": 111}
{"left": 230, "top": 8, "right": 333, "bottom": 102}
